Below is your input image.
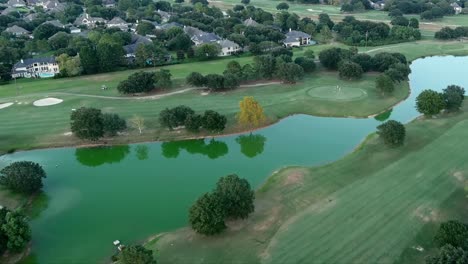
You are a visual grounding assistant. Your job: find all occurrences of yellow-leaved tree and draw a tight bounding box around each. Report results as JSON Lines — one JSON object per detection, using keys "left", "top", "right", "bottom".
{"left": 237, "top": 96, "right": 266, "bottom": 129}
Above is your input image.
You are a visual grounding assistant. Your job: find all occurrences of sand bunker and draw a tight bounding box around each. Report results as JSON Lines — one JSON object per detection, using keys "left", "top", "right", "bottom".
{"left": 307, "top": 86, "right": 367, "bottom": 101}
{"left": 0, "top": 102, "right": 13, "bottom": 110}
{"left": 33, "top": 98, "right": 63, "bottom": 107}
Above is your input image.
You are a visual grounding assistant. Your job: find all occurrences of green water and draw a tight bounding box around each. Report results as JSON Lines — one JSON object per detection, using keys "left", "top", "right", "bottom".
{"left": 1, "top": 56, "right": 467, "bottom": 263}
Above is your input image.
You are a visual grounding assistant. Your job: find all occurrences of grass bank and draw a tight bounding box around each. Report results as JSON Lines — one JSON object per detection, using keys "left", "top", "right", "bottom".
{"left": 150, "top": 101, "right": 468, "bottom": 264}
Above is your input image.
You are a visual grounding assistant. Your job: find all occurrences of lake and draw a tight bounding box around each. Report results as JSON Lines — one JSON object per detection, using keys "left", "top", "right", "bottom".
{"left": 1, "top": 56, "right": 467, "bottom": 263}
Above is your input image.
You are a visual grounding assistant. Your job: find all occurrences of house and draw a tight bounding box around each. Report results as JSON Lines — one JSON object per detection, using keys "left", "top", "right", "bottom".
{"left": 156, "top": 22, "right": 182, "bottom": 30}
{"left": 451, "top": 2, "right": 462, "bottom": 14}
{"left": 1, "top": 7, "right": 18, "bottom": 15}
{"left": 108, "top": 17, "right": 129, "bottom": 31}
{"left": 24, "top": 13, "right": 38, "bottom": 22}
{"left": 102, "top": 0, "right": 115, "bottom": 8}
{"left": 43, "top": 19, "right": 65, "bottom": 28}
{"left": 218, "top": 39, "right": 242, "bottom": 56}
{"left": 123, "top": 34, "right": 153, "bottom": 58}
{"left": 41, "top": 0, "right": 65, "bottom": 12}
{"left": 283, "top": 29, "right": 313, "bottom": 47}
{"left": 74, "top": 13, "right": 107, "bottom": 28}
{"left": 70, "top": 26, "right": 81, "bottom": 34}
{"left": 7, "top": 0, "right": 26, "bottom": 7}
{"left": 183, "top": 26, "right": 220, "bottom": 46}
{"left": 12, "top": 57, "right": 60, "bottom": 78}
{"left": 4, "top": 25, "right": 30, "bottom": 37}
{"left": 156, "top": 10, "right": 171, "bottom": 23}
{"left": 243, "top": 17, "right": 260, "bottom": 27}
{"left": 370, "top": 0, "right": 385, "bottom": 10}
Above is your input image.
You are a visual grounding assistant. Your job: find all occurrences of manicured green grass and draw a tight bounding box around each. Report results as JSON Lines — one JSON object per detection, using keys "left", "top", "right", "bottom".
{"left": 151, "top": 102, "right": 468, "bottom": 264}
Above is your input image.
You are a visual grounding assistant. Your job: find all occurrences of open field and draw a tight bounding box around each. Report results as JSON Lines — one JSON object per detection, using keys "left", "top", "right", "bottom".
{"left": 151, "top": 101, "right": 468, "bottom": 264}
{"left": 209, "top": 0, "right": 468, "bottom": 32}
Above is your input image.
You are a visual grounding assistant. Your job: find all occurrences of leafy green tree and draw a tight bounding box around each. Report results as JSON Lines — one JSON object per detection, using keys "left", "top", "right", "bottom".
{"left": 320, "top": 25, "right": 333, "bottom": 42}
{"left": 426, "top": 245, "right": 468, "bottom": 264}
{"left": 97, "top": 42, "right": 124, "bottom": 72}
{"left": 443, "top": 85, "right": 465, "bottom": 112}
{"left": 303, "top": 49, "right": 315, "bottom": 59}
{"left": 241, "top": 0, "right": 250, "bottom": 4}
{"left": 102, "top": 113, "right": 127, "bottom": 136}
{"left": 224, "top": 60, "right": 242, "bottom": 77}
{"left": 377, "top": 120, "right": 405, "bottom": 146}
{"left": 154, "top": 69, "right": 172, "bottom": 89}
{"left": 205, "top": 74, "right": 225, "bottom": 90}
{"left": 48, "top": 32, "right": 71, "bottom": 50}
{"left": 223, "top": 73, "right": 240, "bottom": 89}
{"left": 1, "top": 211, "right": 31, "bottom": 252}
{"left": 136, "top": 21, "right": 155, "bottom": 36}
{"left": 319, "top": 47, "right": 351, "bottom": 70}
{"left": 135, "top": 44, "right": 153, "bottom": 67}
{"left": 118, "top": 71, "right": 155, "bottom": 94}
{"left": 189, "top": 192, "right": 226, "bottom": 235}
{"left": 276, "top": 2, "right": 289, "bottom": 10}
{"left": 409, "top": 18, "right": 419, "bottom": 28}
{"left": 416, "top": 90, "right": 446, "bottom": 116}
{"left": 159, "top": 106, "right": 195, "bottom": 130}
{"left": 375, "top": 74, "right": 395, "bottom": 96}
{"left": 351, "top": 53, "right": 372, "bottom": 72}
{"left": 276, "top": 62, "right": 304, "bottom": 84}
{"left": 186, "top": 72, "right": 206, "bottom": 87}
{"left": 194, "top": 43, "right": 221, "bottom": 60}
{"left": 0, "top": 161, "right": 46, "bottom": 194}
{"left": 338, "top": 60, "right": 363, "bottom": 80}
{"left": 70, "top": 107, "right": 104, "bottom": 140}
{"left": 253, "top": 55, "right": 276, "bottom": 79}
{"left": 385, "top": 63, "right": 411, "bottom": 82}
{"left": 0, "top": 64, "right": 12, "bottom": 84}
{"left": 120, "top": 245, "right": 156, "bottom": 264}
{"left": 176, "top": 50, "right": 185, "bottom": 61}
{"left": 79, "top": 45, "right": 99, "bottom": 74}
{"left": 57, "top": 54, "right": 82, "bottom": 77}
{"left": 214, "top": 174, "right": 255, "bottom": 219}
{"left": 33, "top": 24, "right": 67, "bottom": 39}
{"left": 202, "top": 110, "right": 227, "bottom": 132}
{"left": 434, "top": 220, "right": 468, "bottom": 249}
{"left": 185, "top": 114, "right": 203, "bottom": 132}
{"left": 294, "top": 57, "right": 316, "bottom": 73}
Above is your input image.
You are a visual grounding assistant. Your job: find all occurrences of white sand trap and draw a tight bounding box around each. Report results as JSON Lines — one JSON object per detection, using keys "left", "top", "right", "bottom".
{"left": 63, "top": 132, "right": 72, "bottom": 136}
{"left": 33, "top": 98, "right": 63, "bottom": 107}
{"left": 201, "top": 92, "right": 210, "bottom": 96}
{"left": 0, "top": 102, "right": 13, "bottom": 110}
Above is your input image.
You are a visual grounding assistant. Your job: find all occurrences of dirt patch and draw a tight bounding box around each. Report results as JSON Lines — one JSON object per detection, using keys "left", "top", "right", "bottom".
{"left": 282, "top": 168, "right": 307, "bottom": 186}
{"left": 453, "top": 171, "right": 465, "bottom": 182}
{"left": 0, "top": 102, "right": 13, "bottom": 110}
{"left": 254, "top": 206, "right": 280, "bottom": 232}
{"left": 413, "top": 205, "right": 439, "bottom": 222}
{"left": 226, "top": 219, "right": 248, "bottom": 231}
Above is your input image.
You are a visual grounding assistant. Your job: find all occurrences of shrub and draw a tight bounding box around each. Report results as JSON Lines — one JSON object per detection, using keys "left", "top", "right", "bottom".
{"left": 338, "top": 61, "right": 363, "bottom": 80}
{"left": 377, "top": 120, "right": 405, "bottom": 146}
{"left": 416, "top": 90, "right": 446, "bottom": 116}
{"left": 0, "top": 161, "right": 46, "bottom": 194}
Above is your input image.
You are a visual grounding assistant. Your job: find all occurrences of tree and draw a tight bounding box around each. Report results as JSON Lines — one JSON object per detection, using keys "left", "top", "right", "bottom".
{"left": 118, "top": 71, "right": 155, "bottom": 94}
{"left": 253, "top": 55, "right": 276, "bottom": 79}
{"left": 241, "top": 0, "right": 250, "bottom": 4}
{"left": 154, "top": 69, "right": 172, "bottom": 89}
{"left": 277, "top": 62, "right": 304, "bottom": 84}
{"left": 214, "top": 174, "right": 255, "bottom": 219}
{"left": 294, "top": 57, "right": 316, "bottom": 73}
{"left": 434, "top": 220, "right": 468, "bottom": 249}
{"left": 205, "top": 74, "right": 225, "bottom": 90}
{"left": 189, "top": 192, "right": 226, "bottom": 235}
{"left": 351, "top": 53, "right": 372, "bottom": 72}
{"left": 443, "top": 85, "right": 465, "bottom": 112}
{"left": 416, "top": 90, "right": 446, "bottom": 116}
{"left": 320, "top": 25, "right": 333, "bottom": 42}
{"left": 223, "top": 73, "right": 240, "bottom": 89}
{"left": 33, "top": 24, "right": 66, "bottom": 39}
{"left": 427, "top": 245, "right": 468, "bottom": 264}
{"left": 276, "top": 2, "right": 289, "bottom": 10}
{"left": 391, "top": 16, "right": 409, "bottom": 26}
{"left": 375, "top": 74, "right": 395, "bottom": 96}
{"left": 202, "top": 110, "right": 227, "bottom": 132}
{"left": 338, "top": 61, "right": 363, "bottom": 80}
{"left": 409, "top": 18, "right": 419, "bottom": 28}
{"left": 237, "top": 96, "right": 266, "bottom": 129}
{"left": 79, "top": 45, "right": 99, "bottom": 74}
{"left": 97, "top": 42, "right": 124, "bottom": 72}
{"left": 377, "top": 120, "right": 405, "bottom": 146}
{"left": 185, "top": 114, "right": 203, "bottom": 132}
{"left": 48, "top": 32, "right": 71, "bottom": 50}
{"left": 194, "top": 43, "right": 221, "bottom": 60}
{"left": 159, "top": 106, "right": 195, "bottom": 130}
{"left": 186, "top": 72, "right": 206, "bottom": 87}
{"left": 135, "top": 44, "right": 153, "bottom": 67}
{"left": 57, "top": 54, "right": 82, "bottom": 77}
{"left": 319, "top": 48, "right": 351, "bottom": 70}
{"left": 303, "top": 49, "right": 315, "bottom": 59}
{"left": 0, "top": 64, "right": 12, "bottom": 84}
{"left": 136, "top": 21, "right": 155, "bottom": 36}
{"left": 1, "top": 211, "right": 31, "bottom": 252}
{"left": 385, "top": 63, "right": 411, "bottom": 82}
{"left": 120, "top": 245, "right": 156, "bottom": 264}
{"left": 224, "top": 60, "right": 242, "bottom": 77}
{"left": 176, "top": 50, "right": 185, "bottom": 61}
{"left": 129, "top": 115, "right": 145, "bottom": 134}
{"left": 0, "top": 161, "right": 46, "bottom": 194}
{"left": 70, "top": 107, "right": 104, "bottom": 141}
{"left": 102, "top": 113, "right": 127, "bottom": 136}
{"left": 167, "top": 33, "right": 193, "bottom": 51}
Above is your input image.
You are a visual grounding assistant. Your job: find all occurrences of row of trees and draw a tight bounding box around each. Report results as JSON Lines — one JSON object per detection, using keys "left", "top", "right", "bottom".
{"left": 435, "top": 26, "right": 468, "bottom": 40}
{"left": 117, "top": 70, "right": 172, "bottom": 94}
{"left": 384, "top": 0, "right": 456, "bottom": 20}
{"left": 416, "top": 85, "right": 466, "bottom": 116}
{"left": 159, "top": 106, "right": 227, "bottom": 132}
{"left": 426, "top": 220, "right": 468, "bottom": 263}
{"left": 0, "top": 208, "right": 31, "bottom": 255}
{"left": 70, "top": 107, "right": 127, "bottom": 140}
{"left": 189, "top": 174, "right": 255, "bottom": 235}
{"left": 333, "top": 16, "right": 421, "bottom": 46}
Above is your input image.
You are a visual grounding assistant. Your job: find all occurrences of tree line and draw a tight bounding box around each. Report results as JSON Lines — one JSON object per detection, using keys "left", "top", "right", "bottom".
{"left": 435, "top": 26, "right": 468, "bottom": 40}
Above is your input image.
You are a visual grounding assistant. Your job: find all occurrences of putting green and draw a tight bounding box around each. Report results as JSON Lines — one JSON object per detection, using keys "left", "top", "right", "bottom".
{"left": 307, "top": 86, "right": 368, "bottom": 101}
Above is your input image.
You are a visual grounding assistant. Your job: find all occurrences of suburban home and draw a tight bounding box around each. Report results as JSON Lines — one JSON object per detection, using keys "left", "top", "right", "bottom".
{"left": 24, "top": 13, "right": 38, "bottom": 22}
{"left": 74, "top": 13, "right": 107, "bottom": 28}
{"left": 12, "top": 57, "right": 60, "bottom": 78}
{"left": 183, "top": 26, "right": 221, "bottom": 46}
{"left": 108, "top": 17, "right": 129, "bottom": 31}
{"left": 156, "top": 22, "right": 182, "bottom": 30}
{"left": 7, "top": 0, "right": 26, "bottom": 7}
{"left": 156, "top": 10, "right": 171, "bottom": 23}
{"left": 123, "top": 34, "right": 153, "bottom": 58}
{"left": 370, "top": 0, "right": 385, "bottom": 10}
{"left": 451, "top": 2, "right": 462, "bottom": 14}
{"left": 43, "top": 19, "right": 65, "bottom": 28}
{"left": 41, "top": 0, "right": 65, "bottom": 12}
{"left": 4, "top": 25, "right": 30, "bottom": 37}
{"left": 243, "top": 17, "right": 260, "bottom": 27}
{"left": 102, "top": 0, "right": 115, "bottom": 8}
{"left": 283, "top": 29, "right": 313, "bottom": 47}
{"left": 218, "top": 39, "right": 242, "bottom": 56}
{"left": 70, "top": 26, "right": 81, "bottom": 34}
{"left": 1, "top": 7, "right": 18, "bottom": 15}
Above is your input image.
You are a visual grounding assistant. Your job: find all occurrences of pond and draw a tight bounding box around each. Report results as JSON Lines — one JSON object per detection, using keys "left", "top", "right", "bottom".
{"left": 1, "top": 56, "right": 467, "bottom": 264}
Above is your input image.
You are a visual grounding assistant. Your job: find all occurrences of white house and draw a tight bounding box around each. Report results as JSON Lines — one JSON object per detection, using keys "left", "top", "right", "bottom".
{"left": 108, "top": 17, "right": 129, "bottom": 31}
{"left": 218, "top": 39, "right": 242, "bottom": 56}
{"left": 451, "top": 2, "right": 462, "bottom": 14}
{"left": 4, "top": 25, "right": 30, "bottom": 37}
{"left": 183, "top": 26, "right": 221, "bottom": 46}
{"left": 12, "top": 57, "right": 60, "bottom": 78}
{"left": 74, "top": 13, "right": 107, "bottom": 28}
{"left": 283, "top": 29, "right": 313, "bottom": 47}
{"left": 7, "top": 0, "right": 26, "bottom": 7}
